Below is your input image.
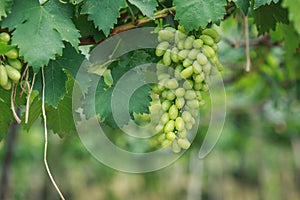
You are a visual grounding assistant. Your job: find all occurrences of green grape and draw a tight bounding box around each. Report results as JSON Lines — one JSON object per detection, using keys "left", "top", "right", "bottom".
{"left": 0, "top": 64, "right": 8, "bottom": 87}
{"left": 175, "top": 87, "right": 185, "bottom": 97}
{"left": 203, "top": 62, "right": 212, "bottom": 75}
{"left": 177, "top": 49, "right": 189, "bottom": 60}
{"left": 197, "top": 53, "right": 208, "bottom": 65}
{"left": 163, "top": 49, "right": 172, "bottom": 66}
{"left": 157, "top": 73, "right": 170, "bottom": 81}
{"left": 158, "top": 29, "right": 174, "bottom": 42}
{"left": 184, "top": 90, "right": 196, "bottom": 100}
{"left": 174, "top": 64, "right": 184, "bottom": 80}
{"left": 161, "top": 139, "right": 172, "bottom": 149}
{"left": 188, "top": 49, "right": 200, "bottom": 60}
{"left": 193, "top": 82, "right": 203, "bottom": 91}
{"left": 193, "top": 74, "right": 204, "bottom": 83}
{"left": 180, "top": 66, "right": 193, "bottom": 79}
{"left": 2, "top": 79, "right": 11, "bottom": 90}
{"left": 182, "top": 58, "right": 192, "bottom": 68}
{"left": 182, "top": 111, "right": 192, "bottom": 122}
{"left": 192, "top": 61, "right": 202, "bottom": 74}
{"left": 185, "top": 122, "right": 193, "bottom": 130}
{"left": 202, "top": 28, "right": 221, "bottom": 43}
{"left": 0, "top": 32, "right": 11, "bottom": 43}
{"left": 178, "top": 129, "right": 187, "bottom": 138}
{"left": 177, "top": 138, "right": 191, "bottom": 149}
{"left": 202, "top": 45, "right": 215, "bottom": 58}
{"left": 184, "top": 36, "right": 195, "bottom": 49}
{"left": 183, "top": 80, "right": 193, "bottom": 90}
{"left": 166, "top": 132, "right": 176, "bottom": 141}
{"left": 161, "top": 90, "right": 168, "bottom": 99}
{"left": 175, "top": 97, "right": 185, "bottom": 109}
{"left": 186, "top": 99, "right": 199, "bottom": 109}
{"left": 160, "top": 113, "right": 170, "bottom": 125}
{"left": 161, "top": 100, "right": 172, "bottom": 111}
{"left": 212, "top": 43, "right": 218, "bottom": 52}
{"left": 175, "top": 30, "right": 186, "bottom": 44}
{"left": 168, "top": 105, "right": 178, "bottom": 120}
{"left": 175, "top": 117, "right": 185, "bottom": 131}
{"left": 166, "top": 90, "right": 176, "bottom": 100}
{"left": 193, "top": 39, "right": 203, "bottom": 49}
{"left": 172, "top": 140, "right": 182, "bottom": 153}
{"left": 165, "top": 78, "right": 179, "bottom": 89}
{"left": 155, "top": 41, "right": 169, "bottom": 57}
{"left": 7, "top": 58, "right": 22, "bottom": 71}
{"left": 199, "top": 35, "right": 214, "bottom": 46}
{"left": 5, "top": 65, "right": 21, "bottom": 82}
{"left": 164, "top": 120, "right": 175, "bottom": 133}
{"left": 177, "top": 40, "right": 185, "bottom": 50}
{"left": 5, "top": 48, "right": 19, "bottom": 59}
{"left": 170, "top": 47, "right": 179, "bottom": 63}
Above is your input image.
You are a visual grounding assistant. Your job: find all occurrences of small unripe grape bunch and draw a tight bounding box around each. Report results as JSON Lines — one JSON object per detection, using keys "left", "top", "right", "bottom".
{"left": 152, "top": 26, "right": 223, "bottom": 153}
{"left": 0, "top": 32, "right": 22, "bottom": 90}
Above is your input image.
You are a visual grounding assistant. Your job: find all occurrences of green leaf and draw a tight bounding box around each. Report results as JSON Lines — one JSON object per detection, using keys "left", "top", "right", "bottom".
{"left": 81, "top": 0, "right": 126, "bottom": 36}
{"left": 254, "top": 0, "right": 280, "bottom": 9}
{"left": 34, "top": 43, "right": 85, "bottom": 107}
{"left": 0, "top": 88, "right": 13, "bottom": 140}
{"left": 34, "top": 62, "right": 68, "bottom": 108}
{"left": 254, "top": 2, "right": 288, "bottom": 34}
{"left": 22, "top": 96, "right": 42, "bottom": 132}
{"left": 174, "top": 0, "right": 227, "bottom": 31}
{"left": 232, "top": 0, "right": 250, "bottom": 15}
{"left": 2, "top": 0, "right": 80, "bottom": 70}
{"left": 45, "top": 73, "right": 76, "bottom": 136}
{"left": 273, "top": 24, "right": 300, "bottom": 55}
{"left": 283, "top": 0, "right": 300, "bottom": 35}
{"left": 128, "top": 0, "right": 158, "bottom": 18}
{"left": 0, "top": 0, "right": 13, "bottom": 20}
{"left": 83, "top": 50, "right": 156, "bottom": 128}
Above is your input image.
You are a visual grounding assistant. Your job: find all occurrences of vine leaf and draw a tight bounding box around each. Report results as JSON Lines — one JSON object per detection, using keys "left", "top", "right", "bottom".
{"left": 253, "top": 2, "right": 288, "bottom": 34}
{"left": 81, "top": 0, "right": 126, "bottom": 36}
{"left": 34, "top": 44, "right": 85, "bottom": 107}
{"left": 232, "top": 0, "right": 250, "bottom": 15}
{"left": 83, "top": 50, "right": 155, "bottom": 128}
{"left": 0, "top": 0, "right": 13, "bottom": 20}
{"left": 1, "top": 0, "right": 80, "bottom": 71}
{"left": 128, "top": 0, "right": 158, "bottom": 18}
{"left": 254, "top": 0, "right": 280, "bottom": 9}
{"left": 283, "top": 0, "right": 300, "bottom": 35}
{"left": 45, "top": 73, "right": 76, "bottom": 136}
{"left": 0, "top": 88, "right": 13, "bottom": 140}
{"left": 174, "top": 0, "right": 227, "bottom": 31}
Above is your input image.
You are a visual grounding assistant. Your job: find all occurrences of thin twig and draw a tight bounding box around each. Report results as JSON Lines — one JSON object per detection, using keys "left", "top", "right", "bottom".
{"left": 10, "top": 84, "right": 21, "bottom": 124}
{"left": 25, "top": 73, "right": 36, "bottom": 124}
{"left": 41, "top": 67, "right": 65, "bottom": 200}
{"left": 244, "top": 15, "right": 251, "bottom": 72}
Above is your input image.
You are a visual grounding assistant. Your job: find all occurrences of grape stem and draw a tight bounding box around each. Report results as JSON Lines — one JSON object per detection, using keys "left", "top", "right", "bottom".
{"left": 79, "top": 7, "right": 176, "bottom": 45}
{"left": 41, "top": 67, "right": 66, "bottom": 200}
{"left": 25, "top": 72, "right": 36, "bottom": 124}
{"left": 10, "top": 83, "right": 21, "bottom": 124}
{"left": 244, "top": 15, "right": 251, "bottom": 72}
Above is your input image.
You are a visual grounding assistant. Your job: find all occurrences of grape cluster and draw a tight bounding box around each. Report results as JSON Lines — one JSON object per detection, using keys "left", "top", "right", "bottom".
{"left": 152, "top": 26, "right": 223, "bottom": 153}
{"left": 0, "top": 32, "right": 22, "bottom": 90}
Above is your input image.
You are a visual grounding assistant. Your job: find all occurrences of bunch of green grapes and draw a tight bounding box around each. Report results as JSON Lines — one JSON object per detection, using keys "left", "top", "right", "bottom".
{"left": 151, "top": 26, "right": 223, "bottom": 153}
{"left": 0, "top": 32, "right": 22, "bottom": 90}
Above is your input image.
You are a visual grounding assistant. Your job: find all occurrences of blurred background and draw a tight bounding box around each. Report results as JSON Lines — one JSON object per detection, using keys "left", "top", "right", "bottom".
{"left": 1, "top": 14, "right": 300, "bottom": 200}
